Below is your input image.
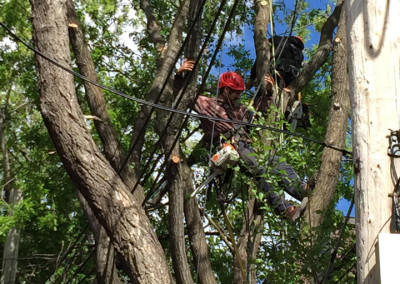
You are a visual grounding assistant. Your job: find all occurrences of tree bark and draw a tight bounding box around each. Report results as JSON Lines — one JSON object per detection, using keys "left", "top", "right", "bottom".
{"left": 234, "top": 199, "right": 263, "bottom": 284}
{"left": 76, "top": 189, "right": 122, "bottom": 284}
{"left": 184, "top": 183, "right": 217, "bottom": 284}
{"left": 1, "top": 90, "right": 22, "bottom": 284}
{"left": 253, "top": 0, "right": 271, "bottom": 95}
{"left": 167, "top": 153, "right": 194, "bottom": 284}
{"left": 346, "top": 0, "right": 400, "bottom": 283}
{"left": 65, "top": 0, "right": 144, "bottom": 201}
{"left": 29, "top": 1, "right": 171, "bottom": 282}
{"left": 146, "top": 0, "right": 215, "bottom": 281}
{"left": 65, "top": 2, "right": 149, "bottom": 282}
{"left": 181, "top": 1, "right": 217, "bottom": 283}
{"left": 305, "top": 0, "right": 350, "bottom": 229}
{"left": 139, "top": 0, "right": 164, "bottom": 51}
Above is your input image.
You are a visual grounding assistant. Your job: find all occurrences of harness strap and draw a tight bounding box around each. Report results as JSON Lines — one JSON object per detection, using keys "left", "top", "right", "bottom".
{"left": 222, "top": 103, "right": 252, "bottom": 144}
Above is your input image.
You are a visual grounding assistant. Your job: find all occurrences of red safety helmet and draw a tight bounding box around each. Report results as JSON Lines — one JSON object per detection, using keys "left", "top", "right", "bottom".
{"left": 218, "top": 72, "right": 245, "bottom": 91}
{"left": 295, "top": 35, "right": 304, "bottom": 44}
{"left": 294, "top": 35, "right": 305, "bottom": 50}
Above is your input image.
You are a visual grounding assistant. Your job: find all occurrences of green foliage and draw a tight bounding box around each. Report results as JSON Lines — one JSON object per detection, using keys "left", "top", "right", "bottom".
{"left": 0, "top": 0, "right": 355, "bottom": 282}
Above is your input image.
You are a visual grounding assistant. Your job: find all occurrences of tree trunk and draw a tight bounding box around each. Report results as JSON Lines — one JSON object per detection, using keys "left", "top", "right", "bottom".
{"left": 184, "top": 181, "right": 217, "bottom": 284}
{"left": 345, "top": 0, "right": 400, "bottom": 283}
{"left": 182, "top": 1, "right": 217, "bottom": 283}
{"left": 305, "top": 0, "right": 350, "bottom": 229}
{"left": 65, "top": 0, "right": 145, "bottom": 200}
{"left": 65, "top": 2, "right": 144, "bottom": 282}
{"left": 231, "top": 2, "right": 272, "bottom": 283}
{"left": 234, "top": 199, "right": 263, "bottom": 284}
{"left": 76, "top": 190, "right": 122, "bottom": 284}
{"left": 253, "top": 0, "right": 271, "bottom": 94}
{"left": 29, "top": 1, "right": 171, "bottom": 282}
{"left": 1, "top": 86, "right": 22, "bottom": 284}
{"left": 128, "top": 0, "right": 190, "bottom": 170}
{"left": 167, "top": 152, "right": 194, "bottom": 284}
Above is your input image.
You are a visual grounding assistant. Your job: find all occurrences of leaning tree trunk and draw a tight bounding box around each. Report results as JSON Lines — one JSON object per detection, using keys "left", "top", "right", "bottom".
{"left": 305, "top": 0, "right": 350, "bottom": 230}
{"left": 65, "top": 2, "right": 136, "bottom": 282}
{"left": 181, "top": 0, "right": 217, "bottom": 283}
{"left": 128, "top": 0, "right": 190, "bottom": 170}
{"left": 29, "top": 1, "right": 171, "bottom": 282}
{"left": 346, "top": 0, "right": 400, "bottom": 283}
{"left": 65, "top": 0, "right": 145, "bottom": 203}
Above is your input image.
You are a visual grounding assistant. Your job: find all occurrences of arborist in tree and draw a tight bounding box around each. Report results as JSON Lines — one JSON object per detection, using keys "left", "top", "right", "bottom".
{"left": 247, "top": 35, "right": 310, "bottom": 130}
{"left": 247, "top": 35, "right": 305, "bottom": 91}
{"left": 175, "top": 59, "right": 308, "bottom": 221}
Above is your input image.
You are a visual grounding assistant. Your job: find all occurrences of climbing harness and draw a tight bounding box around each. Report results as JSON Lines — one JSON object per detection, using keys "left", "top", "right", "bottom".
{"left": 191, "top": 143, "right": 239, "bottom": 197}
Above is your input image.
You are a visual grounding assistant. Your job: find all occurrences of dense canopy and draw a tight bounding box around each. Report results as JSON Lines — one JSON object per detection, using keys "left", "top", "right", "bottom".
{"left": 0, "top": 0, "right": 357, "bottom": 283}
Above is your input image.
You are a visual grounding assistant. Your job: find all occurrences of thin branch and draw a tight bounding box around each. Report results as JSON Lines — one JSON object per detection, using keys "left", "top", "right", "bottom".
{"left": 204, "top": 212, "right": 234, "bottom": 252}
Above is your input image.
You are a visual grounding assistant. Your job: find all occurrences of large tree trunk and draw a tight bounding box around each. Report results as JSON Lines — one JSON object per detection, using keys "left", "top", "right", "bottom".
{"left": 29, "top": 1, "right": 171, "bottom": 282}
{"left": 346, "top": 0, "right": 400, "bottom": 283}
{"left": 305, "top": 0, "right": 350, "bottom": 229}
{"left": 64, "top": 2, "right": 141, "bottom": 282}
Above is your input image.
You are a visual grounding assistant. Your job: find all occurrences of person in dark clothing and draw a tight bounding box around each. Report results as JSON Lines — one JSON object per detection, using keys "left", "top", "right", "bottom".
{"left": 247, "top": 35, "right": 305, "bottom": 90}
{"left": 246, "top": 35, "right": 310, "bottom": 130}
{"left": 176, "top": 59, "right": 308, "bottom": 221}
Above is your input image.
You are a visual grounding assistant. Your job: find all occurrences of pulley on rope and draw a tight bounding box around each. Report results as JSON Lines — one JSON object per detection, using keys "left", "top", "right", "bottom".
{"left": 387, "top": 129, "right": 400, "bottom": 157}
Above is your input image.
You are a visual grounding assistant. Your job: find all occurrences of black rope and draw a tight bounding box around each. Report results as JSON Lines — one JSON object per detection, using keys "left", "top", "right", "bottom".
{"left": 65, "top": 248, "right": 96, "bottom": 284}
{"left": 321, "top": 197, "right": 355, "bottom": 284}
{"left": 0, "top": 21, "right": 352, "bottom": 157}
{"left": 139, "top": 0, "right": 233, "bottom": 202}
{"left": 117, "top": 0, "right": 208, "bottom": 176}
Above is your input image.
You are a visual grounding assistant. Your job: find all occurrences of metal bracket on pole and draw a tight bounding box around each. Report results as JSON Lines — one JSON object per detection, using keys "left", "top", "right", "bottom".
{"left": 387, "top": 129, "right": 400, "bottom": 157}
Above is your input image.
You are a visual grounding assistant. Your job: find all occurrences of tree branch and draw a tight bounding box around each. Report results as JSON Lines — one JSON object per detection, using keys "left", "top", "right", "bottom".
{"left": 139, "top": 0, "right": 165, "bottom": 50}
{"left": 288, "top": 0, "right": 344, "bottom": 95}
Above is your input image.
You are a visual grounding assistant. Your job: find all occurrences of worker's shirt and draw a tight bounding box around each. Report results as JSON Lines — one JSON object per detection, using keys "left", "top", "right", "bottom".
{"left": 174, "top": 72, "right": 247, "bottom": 139}
{"left": 194, "top": 96, "right": 247, "bottom": 139}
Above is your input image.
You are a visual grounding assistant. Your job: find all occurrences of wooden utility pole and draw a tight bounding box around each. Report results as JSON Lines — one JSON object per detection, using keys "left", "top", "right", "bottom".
{"left": 346, "top": 1, "right": 400, "bottom": 283}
